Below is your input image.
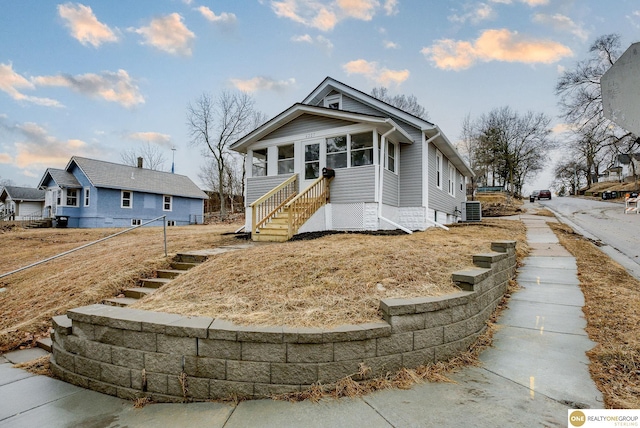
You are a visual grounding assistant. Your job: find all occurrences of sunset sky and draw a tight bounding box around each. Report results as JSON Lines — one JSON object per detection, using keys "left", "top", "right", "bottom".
{"left": 1, "top": 0, "right": 639, "bottom": 192}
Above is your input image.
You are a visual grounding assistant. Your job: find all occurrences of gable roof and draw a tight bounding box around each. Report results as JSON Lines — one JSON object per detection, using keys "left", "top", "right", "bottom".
{"left": 0, "top": 186, "right": 45, "bottom": 202}
{"left": 39, "top": 157, "right": 207, "bottom": 200}
{"left": 38, "top": 168, "right": 82, "bottom": 189}
{"left": 302, "top": 77, "right": 474, "bottom": 177}
{"left": 230, "top": 103, "right": 413, "bottom": 153}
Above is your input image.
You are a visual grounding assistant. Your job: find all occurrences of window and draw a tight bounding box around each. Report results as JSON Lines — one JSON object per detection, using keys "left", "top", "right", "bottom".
{"left": 305, "top": 143, "right": 320, "bottom": 179}
{"left": 167, "top": 220, "right": 176, "bottom": 226}
{"left": 66, "top": 189, "right": 78, "bottom": 206}
{"left": 460, "top": 173, "right": 464, "bottom": 192}
{"left": 435, "top": 150, "right": 443, "bottom": 189}
{"left": 278, "top": 144, "right": 295, "bottom": 174}
{"left": 448, "top": 161, "right": 455, "bottom": 196}
{"left": 131, "top": 219, "right": 141, "bottom": 226}
{"left": 163, "top": 195, "right": 172, "bottom": 211}
{"left": 324, "top": 94, "right": 342, "bottom": 109}
{"left": 84, "top": 188, "right": 90, "bottom": 207}
{"left": 56, "top": 190, "right": 61, "bottom": 206}
{"left": 252, "top": 148, "right": 267, "bottom": 177}
{"left": 121, "top": 190, "right": 132, "bottom": 208}
{"left": 326, "top": 135, "right": 347, "bottom": 169}
{"left": 387, "top": 141, "right": 396, "bottom": 173}
{"left": 350, "top": 132, "right": 373, "bottom": 167}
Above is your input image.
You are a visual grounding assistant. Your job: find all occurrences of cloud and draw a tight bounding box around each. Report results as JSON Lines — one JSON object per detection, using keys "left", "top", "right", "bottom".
{"left": 383, "top": 40, "right": 398, "bottom": 49}
{"left": 33, "top": 69, "right": 144, "bottom": 108}
{"left": 489, "top": 0, "right": 548, "bottom": 5}
{"left": 627, "top": 10, "right": 640, "bottom": 29}
{"left": 128, "top": 131, "right": 172, "bottom": 148}
{"left": 421, "top": 29, "right": 573, "bottom": 71}
{"left": 291, "top": 34, "right": 334, "bottom": 52}
{"left": 342, "top": 59, "right": 409, "bottom": 86}
{"left": 0, "top": 153, "right": 12, "bottom": 164}
{"left": 196, "top": 6, "right": 237, "bottom": 25}
{"left": 133, "top": 13, "right": 195, "bottom": 56}
{"left": 271, "top": 0, "right": 392, "bottom": 31}
{"left": 0, "top": 63, "right": 63, "bottom": 107}
{"left": 533, "top": 13, "right": 588, "bottom": 41}
{"left": 58, "top": 3, "right": 118, "bottom": 47}
{"left": 0, "top": 120, "right": 98, "bottom": 171}
{"left": 449, "top": 3, "right": 496, "bottom": 24}
{"left": 383, "top": 0, "right": 398, "bottom": 15}
{"left": 551, "top": 123, "right": 573, "bottom": 134}
{"left": 230, "top": 76, "right": 296, "bottom": 93}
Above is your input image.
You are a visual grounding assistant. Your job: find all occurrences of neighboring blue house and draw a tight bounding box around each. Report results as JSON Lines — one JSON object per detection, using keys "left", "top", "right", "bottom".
{"left": 37, "top": 156, "right": 207, "bottom": 228}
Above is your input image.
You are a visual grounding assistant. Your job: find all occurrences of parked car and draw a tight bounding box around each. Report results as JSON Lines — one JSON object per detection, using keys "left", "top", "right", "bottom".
{"left": 538, "top": 189, "right": 552, "bottom": 200}
{"left": 529, "top": 190, "right": 539, "bottom": 202}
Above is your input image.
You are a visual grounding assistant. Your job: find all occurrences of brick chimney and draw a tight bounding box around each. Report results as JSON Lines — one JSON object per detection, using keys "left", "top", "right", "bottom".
{"left": 137, "top": 157, "right": 143, "bottom": 168}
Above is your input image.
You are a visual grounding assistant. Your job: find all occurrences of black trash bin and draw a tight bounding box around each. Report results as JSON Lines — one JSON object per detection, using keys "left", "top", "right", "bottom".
{"left": 56, "top": 216, "right": 68, "bottom": 228}
{"left": 529, "top": 195, "right": 535, "bottom": 202}
{"left": 602, "top": 191, "right": 611, "bottom": 200}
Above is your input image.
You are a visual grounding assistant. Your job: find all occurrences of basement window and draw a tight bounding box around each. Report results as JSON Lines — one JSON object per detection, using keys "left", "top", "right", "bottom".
{"left": 167, "top": 220, "right": 176, "bottom": 226}
{"left": 131, "top": 219, "right": 141, "bottom": 226}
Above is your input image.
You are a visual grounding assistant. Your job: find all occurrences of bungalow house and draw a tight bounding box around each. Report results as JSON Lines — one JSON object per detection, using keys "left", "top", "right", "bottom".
{"left": 37, "top": 156, "right": 207, "bottom": 228}
{"left": 230, "top": 77, "right": 474, "bottom": 242}
{"left": 0, "top": 186, "right": 46, "bottom": 221}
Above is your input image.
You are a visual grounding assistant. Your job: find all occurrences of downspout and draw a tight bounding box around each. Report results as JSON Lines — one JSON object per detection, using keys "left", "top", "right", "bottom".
{"left": 378, "top": 124, "right": 412, "bottom": 234}
{"left": 422, "top": 131, "right": 449, "bottom": 231}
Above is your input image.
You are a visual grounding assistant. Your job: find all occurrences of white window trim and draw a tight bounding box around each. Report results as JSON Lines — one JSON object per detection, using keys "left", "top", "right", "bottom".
{"left": 386, "top": 140, "right": 398, "bottom": 174}
{"left": 448, "top": 161, "right": 455, "bottom": 197}
{"left": 121, "top": 190, "right": 133, "bottom": 209}
{"left": 131, "top": 219, "right": 141, "bottom": 226}
{"left": 65, "top": 188, "right": 79, "bottom": 207}
{"left": 323, "top": 94, "right": 342, "bottom": 109}
{"left": 163, "top": 195, "right": 173, "bottom": 212}
{"left": 435, "top": 150, "right": 443, "bottom": 190}
{"left": 84, "top": 187, "right": 90, "bottom": 207}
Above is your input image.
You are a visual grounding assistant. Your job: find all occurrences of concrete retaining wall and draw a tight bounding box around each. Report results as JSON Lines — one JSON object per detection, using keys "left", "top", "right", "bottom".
{"left": 50, "top": 240, "right": 516, "bottom": 402}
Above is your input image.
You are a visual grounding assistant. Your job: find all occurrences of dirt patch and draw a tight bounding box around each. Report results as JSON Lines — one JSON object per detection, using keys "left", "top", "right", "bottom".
{"left": 550, "top": 223, "right": 640, "bottom": 409}
{"left": 475, "top": 193, "right": 524, "bottom": 217}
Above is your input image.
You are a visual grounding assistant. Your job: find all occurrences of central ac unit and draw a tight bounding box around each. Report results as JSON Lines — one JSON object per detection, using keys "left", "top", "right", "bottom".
{"left": 461, "top": 201, "right": 482, "bottom": 222}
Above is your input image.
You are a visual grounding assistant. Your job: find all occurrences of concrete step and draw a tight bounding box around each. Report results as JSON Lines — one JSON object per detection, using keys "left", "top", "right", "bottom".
{"left": 170, "top": 261, "right": 199, "bottom": 271}
{"left": 156, "top": 269, "right": 183, "bottom": 279}
{"left": 140, "top": 277, "right": 172, "bottom": 288}
{"left": 175, "top": 253, "right": 208, "bottom": 264}
{"left": 102, "top": 297, "right": 139, "bottom": 307}
{"left": 36, "top": 337, "right": 52, "bottom": 352}
{"left": 124, "top": 287, "right": 156, "bottom": 299}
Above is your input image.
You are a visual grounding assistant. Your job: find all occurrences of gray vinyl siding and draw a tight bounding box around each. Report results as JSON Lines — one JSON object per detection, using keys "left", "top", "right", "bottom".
{"left": 341, "top": 95, "right": 384, "bottom": 116}
{"left": 329, "top": 166, "right": 376, "bottom": 204}
{"left": 398, "top": 123, "right": 423, "bottom": 207}
{"left": 263, "top": 114, "right": 355, "bottom": 140}
{"left": 428, "top": 143, "right": 463, "bottom": 215}
{"left": 246, "top": 174, "right": 296, "bottom": 207}
{"left": 382, "top": 169, "right": 399, "bottom": 206}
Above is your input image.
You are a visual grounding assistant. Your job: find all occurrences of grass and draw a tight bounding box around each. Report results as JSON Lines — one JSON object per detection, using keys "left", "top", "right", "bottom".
{"left": 549, "top": 222, "right": 640, "bottom": 409}
{"left": 133, "top": 219, "right": 528, "bottom": 327}
{"left": 0, "top": 224, "right": 241, "bottom": 353}
{"left": 475, "top": 192, "right": 524, "bottom": 217}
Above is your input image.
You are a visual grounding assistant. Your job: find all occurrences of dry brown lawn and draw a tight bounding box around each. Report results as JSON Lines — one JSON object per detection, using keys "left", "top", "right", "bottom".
{"left": 550, "top": 223, "right": 640, "bottom": 409}
{"left": 0, "top": 224, "right": 241, "bottom": 353}
{"left": 134, "top": 219, "right": 528, "bottom": 328}
{"left": 475, "top": 192, "right": 524, "bottom": 217}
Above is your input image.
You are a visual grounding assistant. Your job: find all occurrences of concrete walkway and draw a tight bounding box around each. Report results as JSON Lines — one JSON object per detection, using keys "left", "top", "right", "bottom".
{"left": 0, "top": 215, "right": 603, "bottom": 427}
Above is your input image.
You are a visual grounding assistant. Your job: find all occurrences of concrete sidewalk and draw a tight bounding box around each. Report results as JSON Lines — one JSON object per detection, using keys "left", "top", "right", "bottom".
{"left": 0, "top": 214, "right": 603, "bottom": 427}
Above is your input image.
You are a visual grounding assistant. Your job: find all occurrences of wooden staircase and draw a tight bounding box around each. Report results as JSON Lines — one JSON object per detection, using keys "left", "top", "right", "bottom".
{"left": 252, "top": 175, "right": 332, "bottom": 242}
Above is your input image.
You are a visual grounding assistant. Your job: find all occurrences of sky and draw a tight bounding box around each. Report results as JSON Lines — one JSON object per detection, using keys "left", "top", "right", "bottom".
{"left": 1, "top": 0, "right": 639, "bottom": 194}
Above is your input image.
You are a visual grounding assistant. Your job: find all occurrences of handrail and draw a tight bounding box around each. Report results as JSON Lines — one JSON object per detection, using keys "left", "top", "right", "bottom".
{"left": 285, "top": 176, "right": 332, "bottom": 239}
{"left": 251, "top": 175, "right": 298, "bottom": 235}
{"left": 0, "top": 215, "right": 168, "bottom": 280}
{"left": 250, "top": 174, "right": 297, "bottom": 208}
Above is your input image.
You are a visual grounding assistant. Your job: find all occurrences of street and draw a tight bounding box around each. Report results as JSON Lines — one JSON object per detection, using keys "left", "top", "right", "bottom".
{"left": 536, "top": 196, "right": 640, "bottom": 278}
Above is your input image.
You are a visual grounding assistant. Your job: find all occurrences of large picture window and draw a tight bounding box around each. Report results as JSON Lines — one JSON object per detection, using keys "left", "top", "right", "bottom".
{"left": 252, "top": 148, "right": 267, "bottom": 177}
{"left": 278, "top": 144, "right": 295, "bottom": 174}
{"left": 326, "top": 135, "right": 347, "bottom": 169}
{"left": 350, "top": 132, "right": 373, "bottom": 167}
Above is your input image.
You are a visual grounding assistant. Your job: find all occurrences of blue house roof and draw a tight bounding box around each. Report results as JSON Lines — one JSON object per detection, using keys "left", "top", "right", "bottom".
{"left": 39, "top": 157, "right": 207, "bottom": 200}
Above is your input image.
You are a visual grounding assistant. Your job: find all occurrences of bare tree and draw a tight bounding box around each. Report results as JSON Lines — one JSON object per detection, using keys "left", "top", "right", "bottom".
{"left": 187, "top": 91, "right": 263, "bottom": 220}
{"left": 120, "top": 142, "right": 168, "bottom": 171}
{"left": 370, "top": 87, "right": 429, "bottom": 120}
{"left": 462, "top": 107, "right": 556, "bottom": 197}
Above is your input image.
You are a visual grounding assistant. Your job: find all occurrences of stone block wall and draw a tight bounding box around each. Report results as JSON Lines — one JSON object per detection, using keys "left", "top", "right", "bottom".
{"left": 50, "top": 241, "right": 516, "bottom": 402}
